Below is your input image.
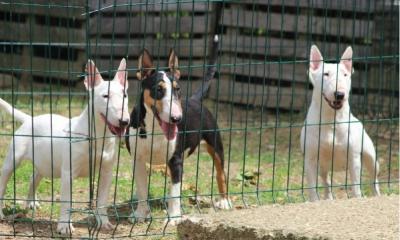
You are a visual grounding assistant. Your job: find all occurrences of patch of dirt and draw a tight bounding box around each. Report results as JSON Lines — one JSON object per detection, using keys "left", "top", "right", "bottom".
{"left": 177, "top": 195, "right": 399, "bottom": 240}
{"left": 0, "top": 203, "right": 177, "bottom": 239}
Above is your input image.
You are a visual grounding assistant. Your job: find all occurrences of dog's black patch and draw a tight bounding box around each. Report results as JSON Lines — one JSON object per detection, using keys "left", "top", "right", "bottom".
{"left": 139, "top": 127, "right": 147, "bottom": 139}
{"left": 141, "top": 71, "right": 180, "bottom": 101}
{"left": 125, "top": 94, "right": 147, "bottom": 153}
{"left": 130, "top": 94, "right": 146, "bottom": 129}
{"left": 140, "top": 72, "right": 165, "bottom": 100}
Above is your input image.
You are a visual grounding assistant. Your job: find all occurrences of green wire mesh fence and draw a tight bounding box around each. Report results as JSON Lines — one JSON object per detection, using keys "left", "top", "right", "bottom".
{"left": 0, "top": 0, "right": 398, "bottom": 238}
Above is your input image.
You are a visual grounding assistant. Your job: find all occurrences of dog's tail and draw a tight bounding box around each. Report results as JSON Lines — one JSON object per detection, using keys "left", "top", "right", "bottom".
{"left": 0, "top": 98, "right": 31, "bottom": 122}
{"left": 190, "top": 34, "right": 219, "bottom": 102}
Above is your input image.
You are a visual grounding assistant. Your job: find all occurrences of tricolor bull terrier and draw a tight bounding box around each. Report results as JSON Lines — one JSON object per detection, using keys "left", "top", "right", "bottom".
{"left": 0, "top": 58, "right": 130, "bottom": 234}
{"left": 301, "top": 45, "right": 380, "bottom": 201}
{"left": 126, "top": 36, "right": 231, "bottom": 225}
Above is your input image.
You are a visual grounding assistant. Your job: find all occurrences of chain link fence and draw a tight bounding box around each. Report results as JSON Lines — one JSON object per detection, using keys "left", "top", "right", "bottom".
{"left": 0, "top": 0, "right": 398, "bottom": 238}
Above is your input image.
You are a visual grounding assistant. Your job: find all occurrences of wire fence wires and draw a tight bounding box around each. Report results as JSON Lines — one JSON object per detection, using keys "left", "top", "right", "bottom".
{"left": 0, "top": 0, "right": 398, "bottom": 238}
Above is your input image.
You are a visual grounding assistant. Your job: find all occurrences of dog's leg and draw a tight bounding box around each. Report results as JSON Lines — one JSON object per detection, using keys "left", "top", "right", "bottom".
{"left": 362, "top": 134, "right": 381, "bottom": 196}
{"left": 0, "top": 142, "right": 25, "bottom": 219}
{"left": 26, "top": 171, "right": 42, "bottom": 210}
{"left": 305, "top": 158, "right": 319, "bottom": 201}
{"left": 320, "top": 167, "right": 333, "bottom": 200}
{"left": 349, "top": 155, "right": 362, "bottom": 198}
{"left": 364, "top": 154, "right": 381, "bottom": 196}
{"left": 205, "top": 143, "right": 231, "bottom": 209}
{"left": 95, "top": 163, "right": 114, "bottom": 230}
{"left": 57, "top": 169, "right": 75, "bottom": 234}
{"left": 166, "top": 153, "right": 183, "bottom": 226}
{"left": 130, "top": 159, "right": 150, "bottom": 223}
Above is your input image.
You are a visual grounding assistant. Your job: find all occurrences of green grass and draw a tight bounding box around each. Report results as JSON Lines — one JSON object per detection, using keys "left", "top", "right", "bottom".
{"left": 0, "top": 95, "right": 398, "bottom": 238}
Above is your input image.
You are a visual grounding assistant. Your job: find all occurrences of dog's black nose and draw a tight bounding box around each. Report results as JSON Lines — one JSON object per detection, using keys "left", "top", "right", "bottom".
{"left": 119, "top": 119, "right": 129, "bottom": 127}
{"left": 334, "top": 91, "right": 345, "bottom": 100}
{"left": 170, "top": 116, "right": 182, "bottom": 123}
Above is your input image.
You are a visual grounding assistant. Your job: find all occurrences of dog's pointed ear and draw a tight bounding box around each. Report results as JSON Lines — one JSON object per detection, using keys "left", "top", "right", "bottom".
{"left": 168, "top": 48, "right": 180, "bottom": 80}
{"left": 85, "top": 60, "right": 103, "bottom": 89}
{"left": 340, "top": 46, "right": 353, "bottom": 74}
{"left": 115, "top": 58, "right": 128, "bottom": 89}
{"left": 309, "top": 45, "right": 323, "bottom": 72}
{"left": 137, "top": 49, "right": 154, "bottom": 80}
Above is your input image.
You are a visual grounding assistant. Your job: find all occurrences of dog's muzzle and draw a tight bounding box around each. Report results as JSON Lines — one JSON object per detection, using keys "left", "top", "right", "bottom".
{"left": 323, "top": 93, "right": 344, "bottom": 110}
{"left": 151, "top": 106, "right": 179, "bottom": 141}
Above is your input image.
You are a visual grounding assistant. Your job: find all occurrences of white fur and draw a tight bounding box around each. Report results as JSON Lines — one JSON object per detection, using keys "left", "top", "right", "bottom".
{"left": 128, "top": 105, "right": 177, "bottom": 222}
{"left": 0, "top": 59, "right": 129, "bottom": 234}
{"left": 301, "top": 46, "right": 380, "bottom": 201}
{"left": 158, "top": 73, "right": 175, "bottom": 123}
{"left": 214, "top": 198, "right": 232, "bottom": 209}
{"left": 166, "top": 183, "right": 181, "bottom": 226}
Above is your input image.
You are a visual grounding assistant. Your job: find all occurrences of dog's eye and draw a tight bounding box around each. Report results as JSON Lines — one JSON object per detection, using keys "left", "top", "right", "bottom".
{"left": 324, "top": 73, "right": 329, "bottom": 77}
{"left": 103, "top": 94, "right": 109, "bottom": 98}
{"left": 344, "top": 73, "right": 348, "bottom": 77}
{"left": 157, "top": 86, "right": 164, "bottom": 95}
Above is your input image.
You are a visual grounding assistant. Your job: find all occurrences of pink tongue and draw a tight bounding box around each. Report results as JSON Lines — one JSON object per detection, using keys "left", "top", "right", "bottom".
{"left": 116, "top": 127, "right": 126, "bottom": 137}
{"left": 161, "top": 121, "right": 177, "bottom": 140}
{"left": 109, "top": 124, "right": 125, "bottom": 137}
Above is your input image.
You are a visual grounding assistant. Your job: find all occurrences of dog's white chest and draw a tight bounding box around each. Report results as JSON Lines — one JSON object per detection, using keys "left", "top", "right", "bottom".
{"left": 129, "top": 126, "right": 176, "bottom": 165}
{"left": 302, "top": 107, "right": 360, "bottom": 170}
{"left": 320, "top": 122, "right": 350, "bottom": 149}
{"left": 319, "top": 125, "right": 351, "bottom": 165}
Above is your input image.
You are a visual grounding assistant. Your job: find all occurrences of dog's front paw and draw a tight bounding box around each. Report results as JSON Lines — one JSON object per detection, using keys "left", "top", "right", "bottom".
{"left": 164, "top": 216, "right": 183, "bottom": 227}
{"left": 215, "top": 198, "right": 232, "bottom": 210}
{"left": 57, "top": 222, "right": 75, "bottom": 235}
{"left": 99, "top": 221, "right": 115, "bottom": 230}
{"left": 26, "top": 200, "right": 40, "bottom": 210}
{"left": 164, "top": 206, "right": 182, "bottom": 227}
{"left": 129, "top": 206, "right": 150, "bottom": 223}
{"left": 95, "top": 214, "right": 114, "bottom": 230}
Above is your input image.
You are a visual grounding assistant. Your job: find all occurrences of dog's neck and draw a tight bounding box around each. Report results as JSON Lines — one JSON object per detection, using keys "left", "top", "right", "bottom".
{"left": 130, "top": 95, "right": 169, "bottom": 139}
{"left": 71, "top": 103, "right": 113, "bottom": 141}
{"left": 142, "top": 103, "right": 161, "bottom": 133}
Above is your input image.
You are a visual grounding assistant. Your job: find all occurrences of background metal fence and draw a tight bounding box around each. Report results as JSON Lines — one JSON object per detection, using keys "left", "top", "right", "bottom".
{"left": 0, "top": 0, "right": 398, "bottom": 238}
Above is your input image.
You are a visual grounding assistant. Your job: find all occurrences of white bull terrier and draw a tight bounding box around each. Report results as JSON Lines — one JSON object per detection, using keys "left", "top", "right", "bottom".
{"left": 0, "top": 58, "right": 130, "bottom": 234}
{"left": 301, "top": 45, "right": 380, "bottom": 201}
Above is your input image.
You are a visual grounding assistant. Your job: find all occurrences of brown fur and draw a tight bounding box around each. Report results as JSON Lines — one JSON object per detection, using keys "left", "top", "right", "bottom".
{"left": 206, "top": 143, "right": 228, "bottom": 199}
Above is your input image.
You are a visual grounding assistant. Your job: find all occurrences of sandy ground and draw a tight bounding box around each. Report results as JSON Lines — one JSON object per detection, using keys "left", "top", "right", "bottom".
{"left": 0, "top": 196, "right": 398, "bottom": 239}
{"left": 178, "top": 195, "right": 399, "bottom": 240}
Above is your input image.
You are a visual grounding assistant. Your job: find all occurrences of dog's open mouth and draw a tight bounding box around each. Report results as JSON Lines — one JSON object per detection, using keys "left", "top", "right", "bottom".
{"left": 100, "top": 114, "right": 126, "bottom": 137}
{"left": 323, "top": 94, "right": 343, "bottom": 110}
{"left": 154, "top": 112, "right": 178, "bottom": 141}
